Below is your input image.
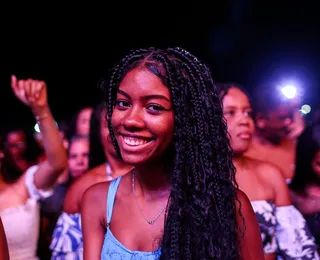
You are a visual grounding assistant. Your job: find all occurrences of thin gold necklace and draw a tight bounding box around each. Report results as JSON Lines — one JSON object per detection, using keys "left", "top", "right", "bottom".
{"left": 131, "top": 168, "right": 168, "bottom": 225}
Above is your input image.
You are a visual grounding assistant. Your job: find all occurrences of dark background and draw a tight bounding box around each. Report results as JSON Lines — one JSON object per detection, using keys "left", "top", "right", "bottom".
{"left": 1, "top": 1, "right": 319, "bottom": 130}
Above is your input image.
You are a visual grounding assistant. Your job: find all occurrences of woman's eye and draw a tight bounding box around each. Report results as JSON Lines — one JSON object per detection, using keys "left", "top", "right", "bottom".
{"left": 147, "top": 104, "right": 165, "bottom": 112}
{"left": 244, "top": 111, "right": 253, "bottom": 117}
{"left": 224, "top": 111, "right": 234, "bottom": 116}
{"left": 116, "top": 100, "right": 130, "bottom": 108}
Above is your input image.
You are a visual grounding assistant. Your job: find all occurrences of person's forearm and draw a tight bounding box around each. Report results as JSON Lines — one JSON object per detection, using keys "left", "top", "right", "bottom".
{"left": 33, "top": 104, "right": 67, "bottom": 171}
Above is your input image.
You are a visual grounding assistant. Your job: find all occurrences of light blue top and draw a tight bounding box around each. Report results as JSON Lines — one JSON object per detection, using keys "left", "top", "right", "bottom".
{"left": 101, "top": 176, "right": 162, "bottom": 260}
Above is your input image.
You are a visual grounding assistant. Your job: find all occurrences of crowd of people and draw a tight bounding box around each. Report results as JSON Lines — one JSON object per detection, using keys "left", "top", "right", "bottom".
{"left": 0, "top": 47, "right": 320, "bottom": 259}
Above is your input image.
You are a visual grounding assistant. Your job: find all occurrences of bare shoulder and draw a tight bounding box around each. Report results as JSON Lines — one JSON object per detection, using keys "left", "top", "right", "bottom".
{"left": 235, "top": 189, "right": 253, "bottom": 214}
{"left": 249, "top": 157, "right": 286, "bottom": 185}
{"left": 235, "top": 189, "right": 257, "bottom": 227}
{"left": 235, "top": 189, "right": 260, "bottom": 232}
{"left": 235, "top": 189, "right": 265, "bottom": 259}
{"left": 82, "top": 181, "right": 111, "bottom": 208}
{"left": 68, "top": 171, "right": 98, "bottom": 196}
{"left": 247, "top": 157, "right": 291, "bottom": 206}
{"left": 81, "top": 181, "right": 112, "bottom": 226}
{"left": 72, "top": 164, "right": 107, "bottom": 192}
{"left": 64, "top": 164, "right": 106, "bottom": 213}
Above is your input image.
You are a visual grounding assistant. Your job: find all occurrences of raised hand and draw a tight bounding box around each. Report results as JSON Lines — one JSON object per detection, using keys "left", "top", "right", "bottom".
{"left": 11, "top": 75, "right": 48, "bottom": 110}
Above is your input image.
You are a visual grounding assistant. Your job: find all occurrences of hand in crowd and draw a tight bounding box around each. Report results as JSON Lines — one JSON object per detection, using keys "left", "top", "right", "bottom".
{"left": 11, "top": 75, "right": 48, "bottom": 111}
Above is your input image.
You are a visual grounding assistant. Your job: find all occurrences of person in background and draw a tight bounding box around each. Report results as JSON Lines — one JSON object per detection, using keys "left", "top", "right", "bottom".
{"left": 4, "top": 128, "right": 31, "bottom": 172}
{"left": 217, "top": 82, "right": 319, "bottom": 260}
{"left": 68, "top": 106, "right": 93, "bottom": 138}
{"left": 0, "top": 75, "right": 67, "bottom": 260}
{"left": 50, "top": 102, "right": 132, "bottom": 260}
{"left": 245, "top": 84, "right": 301, "bottom": 182}
{"left": 40, "top": 135, "right": 90, "bottom": 241}
{"left": 290, "top": 124, "right": 320, "bottom": 249}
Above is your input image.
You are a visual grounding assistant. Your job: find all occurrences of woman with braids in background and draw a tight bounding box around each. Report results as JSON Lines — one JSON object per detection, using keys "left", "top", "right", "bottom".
{"left": 81, "top": 47, "right": 264, "bottom": 259}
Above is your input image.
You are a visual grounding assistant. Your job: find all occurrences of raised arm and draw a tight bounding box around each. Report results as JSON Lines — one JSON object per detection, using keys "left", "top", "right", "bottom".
{"left": 11, "top": 75, "right": 67, "bottom": 189}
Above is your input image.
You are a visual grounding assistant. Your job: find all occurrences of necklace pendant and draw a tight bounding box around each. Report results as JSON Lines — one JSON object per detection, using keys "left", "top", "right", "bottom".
{"left": 148, "top": 220, "right": 154, "bottom": 225}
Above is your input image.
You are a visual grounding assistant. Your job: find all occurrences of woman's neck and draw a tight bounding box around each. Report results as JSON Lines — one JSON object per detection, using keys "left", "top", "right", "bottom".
{"left": 232, "top": 154, "right": 247, "bottom": 170}
{"left": 133, "top": 161, "right": 171, "bottom": 199}
{"left": 106, "top": 152, "right": 132, "bottom": 178}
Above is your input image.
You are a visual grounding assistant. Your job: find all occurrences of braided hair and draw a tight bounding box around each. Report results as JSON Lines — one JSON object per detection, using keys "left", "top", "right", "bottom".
{"left": 100, "top": 47, "right": 241, "bottom": 259}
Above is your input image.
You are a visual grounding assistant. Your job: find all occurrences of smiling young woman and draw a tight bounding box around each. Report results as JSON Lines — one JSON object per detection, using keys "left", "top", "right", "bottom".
{"left": 81, "top": 47, "right": 264, "bottom": 260}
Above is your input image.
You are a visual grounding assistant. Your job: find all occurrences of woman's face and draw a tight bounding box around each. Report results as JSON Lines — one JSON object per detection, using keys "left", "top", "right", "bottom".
{"left": 222, "top": 87, "right": 254, "bottom": 154}
{"left": 68, "top": 138, "right": 90, "bottom": 178}
{"left": 6, "top": 130, "right": 27, "bottom": 158}
{"left": 111, "top": 67, "right": 174, "bottom": 165}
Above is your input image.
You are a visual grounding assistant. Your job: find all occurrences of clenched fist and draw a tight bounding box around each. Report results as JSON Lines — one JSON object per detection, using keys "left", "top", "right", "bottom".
{"left": 11, "top": 75, "right": 48, "bottom": 110}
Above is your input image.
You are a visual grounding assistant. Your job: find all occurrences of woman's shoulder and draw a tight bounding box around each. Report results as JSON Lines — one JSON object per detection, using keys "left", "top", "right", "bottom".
{"left": 81, "top": 175, "right": 128, "bottom": 227}
{"left": 82, "top": 181, "right": 112, "bottom": 206}
{"left": 235, "top": 189, "right": 265, "bottom": 259}
{"left": 245, "top": 157, "right": 291, "bottom": 206}
{"left": 235, "top": 189, "right": 258, "bottom": 224}
{"left": 81, "top": 181, "right": 113, "bottom": 227}
{"left": 64, "top": 164, "right": 107, "bottom": 213}
{"left": 246, "top": 156, "right": 286, "bottom": 184}
{"left": 235, "top": 189, "right": 252, "bottom": 212}
{"left": 81, "top": 175, "right": 126, "bottom": 210}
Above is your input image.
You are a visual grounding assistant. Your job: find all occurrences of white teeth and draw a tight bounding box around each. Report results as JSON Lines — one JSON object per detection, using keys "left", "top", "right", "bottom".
{"left": 123, "top": 136, "right": 149, "bottom": 146}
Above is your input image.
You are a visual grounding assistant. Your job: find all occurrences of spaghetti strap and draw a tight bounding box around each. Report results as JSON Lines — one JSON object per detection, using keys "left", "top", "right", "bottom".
{"left": 106, "top": 176, "right": 122, "bottom": 224}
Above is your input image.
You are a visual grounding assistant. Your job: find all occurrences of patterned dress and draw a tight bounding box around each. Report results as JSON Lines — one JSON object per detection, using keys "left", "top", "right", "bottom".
{"left": 251, "top": 200, "right": 319, "bottom": 259}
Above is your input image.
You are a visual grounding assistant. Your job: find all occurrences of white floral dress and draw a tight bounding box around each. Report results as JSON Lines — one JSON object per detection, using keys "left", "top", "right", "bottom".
{"left": 251, "top": 200, "right": 319, "bottom": 259}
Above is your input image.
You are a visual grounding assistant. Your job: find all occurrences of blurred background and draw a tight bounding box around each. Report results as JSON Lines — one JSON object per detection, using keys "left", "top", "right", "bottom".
{"left": 2, "top": 2, "right": 320, "bottom": 259}
{"left": 1, "top": 1, "right": 319, "bottom": 129}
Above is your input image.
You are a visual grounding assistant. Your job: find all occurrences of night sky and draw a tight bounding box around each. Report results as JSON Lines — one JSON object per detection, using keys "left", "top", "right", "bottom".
{"left": 1, "top": 1, "right": 319, "bottom": 130}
